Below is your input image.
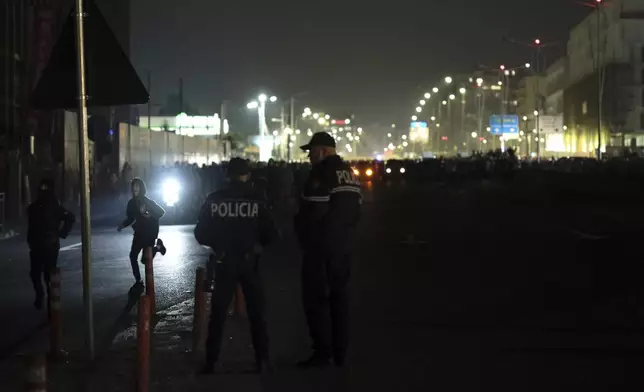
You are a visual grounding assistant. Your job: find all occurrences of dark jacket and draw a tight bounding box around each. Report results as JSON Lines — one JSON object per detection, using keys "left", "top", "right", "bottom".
{"left": 27, "top": 189, "right": 75, "bottom": 249}
{"left": 120, "top": 178, "right": 165, "bottom": 239}
{"left": 294, "top": 154, "right": 362, "bottom": 255}
{"left": 194, "top": 181, "right": 277, "bottom": 261}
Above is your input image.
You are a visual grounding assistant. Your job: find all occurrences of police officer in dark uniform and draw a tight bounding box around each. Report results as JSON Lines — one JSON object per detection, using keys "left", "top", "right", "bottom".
{"left": 27, "top": 179, "right": 75, "bottom": 310}
{"left": 194, "top": 158, "right": 277, "bottom": 374}
{"left": 294, "top": 132, "right": 362, "bottom": 368}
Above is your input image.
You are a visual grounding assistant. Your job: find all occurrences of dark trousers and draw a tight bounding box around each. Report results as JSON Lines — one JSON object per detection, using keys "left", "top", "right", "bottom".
{"left": 301, "top": 251, "right": 351, "bottom": 361}
{"left": 129, "top": 235, "right": 157, "bottom": 282}
{"left": 206, "top": 260, "right": 269, "bottom": 364}
{"left": 30, "top": 245, "right": 60, "bottom": 298}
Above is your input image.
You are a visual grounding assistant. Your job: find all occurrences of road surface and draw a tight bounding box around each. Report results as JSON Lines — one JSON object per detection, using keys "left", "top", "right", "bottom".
{"left": 1, "top": 178, "right": 643, "bottom": 390}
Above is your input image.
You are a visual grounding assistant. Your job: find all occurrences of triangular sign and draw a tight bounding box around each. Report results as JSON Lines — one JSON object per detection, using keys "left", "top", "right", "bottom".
{"left": 31, "top": 0, "right": 149, "bottom": 109}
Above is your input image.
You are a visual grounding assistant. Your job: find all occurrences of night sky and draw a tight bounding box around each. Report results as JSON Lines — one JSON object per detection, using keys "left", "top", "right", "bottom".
{"left": 130, "top": 0, "right": 590, "bottom": 130}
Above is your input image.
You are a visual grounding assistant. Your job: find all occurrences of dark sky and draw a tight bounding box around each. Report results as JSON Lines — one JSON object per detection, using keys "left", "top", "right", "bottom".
{"left": 130, "top": 0, "right": 590, "bottom": 129}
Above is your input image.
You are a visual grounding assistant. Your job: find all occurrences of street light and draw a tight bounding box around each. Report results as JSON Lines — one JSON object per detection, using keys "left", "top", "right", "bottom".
{"left": 430, "top": 116, "right": 436, "bottom": 121}
{"left": 387, "top": 133, "right": 392, "bottom": 138}
{"left": 533, "top": 110, "right": 539, "bottom": 116}
{"left": 416, "top": 107, "right": 422, "bottom": 113}
{"left": 476, "top": 78, "right": 483, "bottom": 86}
{"left": 459, "top": 88, "right": 466, "bottom": 95}
{"left": 449, "top": 94, "right": 455, "bottom": 100}
{"left": 411, "top": 115, "right": 418, "bottom": 121}
{"left": 471, "top": 132, "right": 478, "bottom": 138}
{"left": 424, "top": 93, "right": 431, "bottom": 99}
{"left": 391, "top": 124, "right": 396, "bottom": 128}
{"left": 420, "top": 99, "right": 426, "bottom": 106}
{"left": 269, "top": 96, "right": 277, "bottom": 102}
{"left": 432, "top": 87, "right": 439, "bottom": 93}
{"left": 442, "top": 101, "right": 447, "bottom": 106}
{"left": 258, "top": 94, "right": 267, "bottom": 103}
{"left": 247, "top": 101, "right": 258, "bottom": 109}
{"left": 445, "top": 76, "right": 453, "bottom": 84}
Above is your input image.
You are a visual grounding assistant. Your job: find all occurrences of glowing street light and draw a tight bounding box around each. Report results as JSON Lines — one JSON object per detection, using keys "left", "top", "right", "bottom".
{"left": 525, "top": 63, "right": 531, "bottom": 68}
{"left": 415, "top": 107, "right": 422, "bottom": 113}
{"left": 325, "top": 114, "right": 330, "bottom": 120}
{"left": 445, "top": 76, "right": 453, "bottom": 84}
{"left": 476, "top": 78, "right": 483, "bottom": 86}
{"left": 442, "top": 100, "right": 447, "bottom": 106}
{"left": 247, "top": 101, "right": 258, "bottom": 109}
{"left": 523, "top": 116, "right": 528, "bottom": 121}
{"left": 318, "top": 118, "right": 326, "bottom": 125}
{"left": 449, "top": 94, "right": 455, "bottom": 100}
{"left": 534, "top": 38, "right": 541, "bottom": 45}
{"left": 533, "top": 110, "right": 539, "bottom": 116}
{"left": 430, "top": 116, "right": 436, "bottom": 121}
{"left": 411, "top": 115, "right": 418, "bottom": 121}
{"left": 258, "top": 94, "right": 267, "bottom": 103}
{"left": 402, "top": 135, "right": 407, "bottom": 140}
{"left": 387, "top": 133, "right": 392, "bottom": 138}
{"left": 420, "top": 99, "right": 426, "bottom": 106}
{"left": 391, "top": 124, "right": 396, "bottom": 128}
{"left": 432, "top": 87, "right": 439, "bottom": 93}
{"left": 402, "top": 141, "right": 409, "bottom": 147}
{"left": 269, "top": 96, "right": 278, "bottom": 102}
{"left": 459, "top": 87, "right": 466, "bottom": 95}
{"left": 471, "top": 132, "right": 478, "bottom": 138}
{"left": 313, "top": 113, "right": 320, "bottom": 119}
{"left": 424, "top": 93, "right": 431, "bottom": 99}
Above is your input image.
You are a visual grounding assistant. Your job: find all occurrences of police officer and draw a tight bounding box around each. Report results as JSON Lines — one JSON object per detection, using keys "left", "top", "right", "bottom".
{"left": 294, "top": 132, "right": 362, "bottom": 368}
{"left": 27, "top": 179, "right": 75, "bottom": 310}
{"left": 194, "top": 158, "right": 277, "bottom": 374}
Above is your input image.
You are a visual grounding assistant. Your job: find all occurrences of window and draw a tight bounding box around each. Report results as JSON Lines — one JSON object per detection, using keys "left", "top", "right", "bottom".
{"left": 582, "top": 101, "right": 588, "bottom": 115}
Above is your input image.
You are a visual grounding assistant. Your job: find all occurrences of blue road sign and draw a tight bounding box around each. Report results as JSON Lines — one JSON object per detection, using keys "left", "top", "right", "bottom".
{"left": 489, "top": 115, "right": 519, "bottom": 135}
{"left": 410, "top": 121, "right": 428, "bottom": 128}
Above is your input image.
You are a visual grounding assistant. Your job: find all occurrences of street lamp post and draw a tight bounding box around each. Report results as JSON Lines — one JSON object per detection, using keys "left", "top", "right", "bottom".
{"left": 247, "top": 94, "right": 278, "bottom": 161}
{"left": 459, "top": 87, "right": 466, "bottom": 151}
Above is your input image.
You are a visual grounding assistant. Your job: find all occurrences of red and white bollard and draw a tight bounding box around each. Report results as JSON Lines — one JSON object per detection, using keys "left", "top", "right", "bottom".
{"left": 144, "top": 247, "right": 155, "bottom": 315}
{"left": 137, "top": 295, "right": 151, "bottom": 392}
{"left": 193, "top": 267, "right": 206, "bottom": 353}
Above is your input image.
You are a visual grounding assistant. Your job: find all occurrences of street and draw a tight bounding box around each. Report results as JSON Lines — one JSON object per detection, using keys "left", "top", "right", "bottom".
{"left": 1, "top": 178, "right": 644, "bottom": 390}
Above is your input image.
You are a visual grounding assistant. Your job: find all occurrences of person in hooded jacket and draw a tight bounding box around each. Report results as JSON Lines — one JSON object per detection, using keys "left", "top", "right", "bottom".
{"left": 117, "top": 178, "right": 167, "bottom": 286}
{"left": 27, "top": 179, "right": 75, "bottom": 310}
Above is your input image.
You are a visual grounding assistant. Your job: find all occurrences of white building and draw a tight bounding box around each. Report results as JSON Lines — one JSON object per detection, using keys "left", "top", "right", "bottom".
{"left": 138, "top": 112, "right": 229, "bottom": 137}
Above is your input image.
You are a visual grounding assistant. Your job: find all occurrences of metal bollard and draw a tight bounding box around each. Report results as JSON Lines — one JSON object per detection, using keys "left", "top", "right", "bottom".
{"left": 233, "top": 284, "right": 247, "bottom": 317}
{"left": 193, "top": 267, "right": 205, "bottom": 353}
{"left": 49, "top": 268, "right": 63, "bottom": 357}
{"left": 25, "top": 355, "right": 46, "bottom": 392}
{"left": 144, "top": 247, "right": 155, "bottom": 315}
{"left": 137, "top": 295, "right": 151, "bottom": 392}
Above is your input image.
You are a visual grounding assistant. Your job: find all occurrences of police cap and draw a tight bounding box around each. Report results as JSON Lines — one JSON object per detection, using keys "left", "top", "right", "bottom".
{"left": 227, "top": 158, "right": 251, "bottom": 177}
{"left": 300, "top": 132, "right": 336, "bottom": 151}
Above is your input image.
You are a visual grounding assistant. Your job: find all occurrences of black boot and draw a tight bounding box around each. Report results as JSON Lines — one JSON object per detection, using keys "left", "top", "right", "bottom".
{"left": 156, "top": 238, "right": 167, "bottom": 256}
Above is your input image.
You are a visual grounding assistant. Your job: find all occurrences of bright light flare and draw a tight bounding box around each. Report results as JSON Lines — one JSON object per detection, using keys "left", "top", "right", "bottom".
{"left": 400, "top": 167, "right": 406, "bottom": 174}
{"left": 269, "top": 96, "right": 278, "bottom": 102}
{"left": 162, "top": 178, "right": 180, "bottom": 207}
{"left": 258, "top": 94, "right": 267, "bottom": 103}
{"left": 247, "top": 101, "right": 258, "bottom": 109}
{"left": 366, "top": 169, "right": 373, "bottom": 177}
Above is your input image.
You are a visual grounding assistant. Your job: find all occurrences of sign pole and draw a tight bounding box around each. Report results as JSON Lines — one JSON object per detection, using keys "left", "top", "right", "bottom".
{"left": 74, "top": 0, "right": 95, "bottom": 360}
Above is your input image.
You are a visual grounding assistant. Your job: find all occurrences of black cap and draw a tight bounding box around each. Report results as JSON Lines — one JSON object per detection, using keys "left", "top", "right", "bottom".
{"left": 300, "top": 132, "right": 336, "bottom": 151}
{"left": 227, "top": 158, "right": 251, "bottom": 177}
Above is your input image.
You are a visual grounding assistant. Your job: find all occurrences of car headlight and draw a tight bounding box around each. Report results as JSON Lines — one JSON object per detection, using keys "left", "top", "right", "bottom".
{"left": 400, "top": 168, "right": 406, "bottom": 174}
{"left": 366, "top": 169, "right": 373, "bottom": 177}
{"left": 386, "top": 168, "right": 392, "bottom": 174}
{"left": 162, "top": 178, "right": 180, "bottom": 207}
{"left": 353, "top": 168, "right": 360, "bottom": 176}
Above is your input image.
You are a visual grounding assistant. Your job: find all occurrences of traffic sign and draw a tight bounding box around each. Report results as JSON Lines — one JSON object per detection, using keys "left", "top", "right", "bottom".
{"left": 489, "top": 115, "right": 519, "bottom": 135}
{"left": 31, "top": 0, "right": 149, "bottom": 109}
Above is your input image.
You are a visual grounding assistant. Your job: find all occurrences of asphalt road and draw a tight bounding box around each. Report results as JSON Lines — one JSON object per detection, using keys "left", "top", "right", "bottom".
{"left": 2, "top": 176, "right": 644, "bottom": 390}
{"left": 0, "top": 222, "right": 210, "bottom": 359}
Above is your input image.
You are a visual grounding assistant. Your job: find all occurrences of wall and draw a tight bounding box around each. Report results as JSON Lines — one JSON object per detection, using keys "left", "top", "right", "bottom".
{"left": 117, "top": 123, "right": 227, "bottom": 180}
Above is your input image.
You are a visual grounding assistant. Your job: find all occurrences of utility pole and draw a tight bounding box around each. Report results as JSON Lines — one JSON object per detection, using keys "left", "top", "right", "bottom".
{"left": 179, "top": 78, "right": 184, "bottom": 114}
{"left": 535, "top": 42, "right": 542, "bottom": 161}
{"left": 288, "top": 96, "right": 295, "bottom": 161}
{"left": 596, "top": 1, "right": 603, "bottom": 160}
{"left": 280, "top": 104, "right": 286, "bottom": 160}
{"left": 220, "top": 100, "right": 226, "bottom": 159}
{"left": 147, "top": 71, "right": 151, "bottom": 129}
{"left": 74, "top": 0, "right": 95, "bottom": 360}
